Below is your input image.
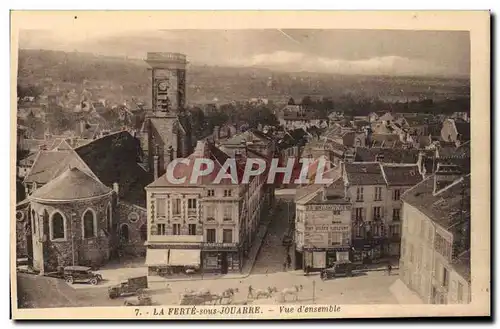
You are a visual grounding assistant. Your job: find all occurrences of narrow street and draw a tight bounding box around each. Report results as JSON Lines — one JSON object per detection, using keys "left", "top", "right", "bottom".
{"left": 251, "top": 200, "right": 294, "bottom": 274}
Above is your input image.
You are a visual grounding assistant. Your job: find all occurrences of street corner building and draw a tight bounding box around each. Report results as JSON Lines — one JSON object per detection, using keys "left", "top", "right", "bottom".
{"left": 144, "top": 139, "right": 273, "bottom": 276}
{"left": 293, "top": 160, "right": 424, "bottom": 271}
{"left": 294, "top": 178, "right": 353, "bottom": 271}
{"left": 399, "top": 165, "right": 471, "bottom": 304}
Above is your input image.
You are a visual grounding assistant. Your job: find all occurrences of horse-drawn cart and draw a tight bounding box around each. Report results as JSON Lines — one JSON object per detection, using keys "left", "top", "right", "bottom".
{"left": 179, "top": 288, "right": 238, "bottom": 305}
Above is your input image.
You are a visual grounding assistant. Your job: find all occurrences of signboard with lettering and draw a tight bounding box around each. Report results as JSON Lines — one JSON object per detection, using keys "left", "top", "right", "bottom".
{"left": 305, "top": 225, "right": 350, "bottom": 232}
{"left": 304, "top": 232, "right": 328, "bottom": 246}
{"left": 306, "top": 204, "right": 349, "bottom": 211}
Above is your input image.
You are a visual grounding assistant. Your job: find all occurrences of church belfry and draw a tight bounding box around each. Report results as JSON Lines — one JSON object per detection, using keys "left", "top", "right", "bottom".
{"left": 142, "top": 52, "right": 193, "bottom": 178}
{"left": 146, "top": 52, "right": 187, "bottom": 115}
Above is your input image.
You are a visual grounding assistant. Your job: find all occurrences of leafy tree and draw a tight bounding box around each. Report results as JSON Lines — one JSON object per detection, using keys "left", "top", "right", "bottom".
{"left": 301, "top": 96, "right": 313, "bottom": 107}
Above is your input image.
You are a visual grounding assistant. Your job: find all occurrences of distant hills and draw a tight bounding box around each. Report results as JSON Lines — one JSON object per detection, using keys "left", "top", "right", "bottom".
{"left": 16, "top": 49, "right": 470, "bottom": 106}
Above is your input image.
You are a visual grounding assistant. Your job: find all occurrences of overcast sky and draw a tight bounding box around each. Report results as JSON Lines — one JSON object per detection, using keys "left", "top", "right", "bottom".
{"left": 19, "top": 29, "right": 470, "bottom": 77}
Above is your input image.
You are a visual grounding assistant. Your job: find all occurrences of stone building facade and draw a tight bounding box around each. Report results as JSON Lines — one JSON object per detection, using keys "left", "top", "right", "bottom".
{"left": 400, "top": 170, "right": 470, "bottom": 304}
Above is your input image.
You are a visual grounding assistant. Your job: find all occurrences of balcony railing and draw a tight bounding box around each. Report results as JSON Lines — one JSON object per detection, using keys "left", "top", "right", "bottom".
{"left": 148, "top": 235, "right": 203, "bottom": 244}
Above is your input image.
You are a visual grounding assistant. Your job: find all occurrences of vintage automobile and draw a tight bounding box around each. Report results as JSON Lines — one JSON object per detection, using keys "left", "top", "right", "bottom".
{"left": 63, "top": 266, "right": 102, "bottom": 285}
{"left": 320, "top": 261, "right": 354, "bottom": 280}
{"left": 108, "top": 276, "right": 148, "bottom": 299}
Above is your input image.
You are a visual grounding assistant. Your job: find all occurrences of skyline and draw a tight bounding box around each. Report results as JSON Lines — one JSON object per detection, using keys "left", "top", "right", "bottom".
{"left": 18, "top": 29, "right": 470, "bottom": 78}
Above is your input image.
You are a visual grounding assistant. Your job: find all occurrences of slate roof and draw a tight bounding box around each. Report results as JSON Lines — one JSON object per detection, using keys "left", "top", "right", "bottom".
{"left": 75, "top": 131, "right": 151, "bottom": 207}
{"left": 402, "top": 174, "right": 470, "bottom": 231}
{"left": 369, "top": 134, "right": 402, "bottom": 148}
{"left": 354, "top": 147, "right": 421, "bottom": 163}
{"left": 344, "top": 162, "right": 386, "bottom": 186}
{"left": 23, "top": 150, "right": 76, "bottom": 184}
{"left": 30, "top": 167, "right": 112, "bottom": 201}
{"left": 147, "top": 141, "right": 246, "bottom": 187}
{"left": 222, "top": 129, "right": 271, "bottom": 146}
{"left": 381, "top": 164, "right": 422, "bottom": 186}
{"left": 301, "top": 178, "right": 350, "bottom": 205}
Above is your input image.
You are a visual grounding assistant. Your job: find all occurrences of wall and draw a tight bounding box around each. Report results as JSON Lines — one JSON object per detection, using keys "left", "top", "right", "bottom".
{"left": 116, "top": 202, "right": 147, "bottom": 256}
{"left": 295, "top": 202, "right": 351, "bottom": 250}
{"left": 400, "top": 202, "right": 435, "bottom": 303}
{"left": 30, "top": 194, "right": 113, "bottom": 272}
{"left": 440, "top": 119, "right": 458, "bottom": 142}
{"left": 447, "top": 270, "right": 471, "bottom": 304}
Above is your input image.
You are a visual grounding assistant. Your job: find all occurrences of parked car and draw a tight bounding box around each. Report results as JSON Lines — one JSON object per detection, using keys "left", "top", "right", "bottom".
{"left": 108, "top": 276, "right": 148, "bottom": 299}
{"left": 320, "top": 261, "right": 354, "bottom": 280}
{"left": 63, "top": 266, "right": 102, "bottom": 285}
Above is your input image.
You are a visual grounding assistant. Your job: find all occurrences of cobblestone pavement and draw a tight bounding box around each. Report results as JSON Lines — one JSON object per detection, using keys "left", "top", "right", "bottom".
{"left": 251, "top": 201, "right": 293, "bottom": 275}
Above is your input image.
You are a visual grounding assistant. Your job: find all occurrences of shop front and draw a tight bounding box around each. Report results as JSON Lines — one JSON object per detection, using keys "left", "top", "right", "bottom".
{"left": 351, "top": 239, "right": 385, "bottom": 264}
{"left": 145, "top": 245, "right": 202, "bottom": 276}
{"left": 302, "top": 246, "right": 352, "bottom": 271}
{"left": 201, "top": 243, "right": 242, "bottom": 274}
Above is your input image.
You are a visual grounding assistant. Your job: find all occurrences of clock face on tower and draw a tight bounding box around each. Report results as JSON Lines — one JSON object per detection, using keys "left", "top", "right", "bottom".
{"left": 158, "top": 80, "right": 169, "bottom": 92}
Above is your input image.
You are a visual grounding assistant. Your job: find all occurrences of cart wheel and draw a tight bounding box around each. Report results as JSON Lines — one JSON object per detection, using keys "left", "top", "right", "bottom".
{"left": 90, "top": 278, "right": 98, "bottom": 285}
{"left": 66, "top": 276, "right": 74, "bottom": 284}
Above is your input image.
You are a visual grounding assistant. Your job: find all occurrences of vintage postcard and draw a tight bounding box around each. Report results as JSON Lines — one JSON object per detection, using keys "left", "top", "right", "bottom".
{"left": 10, "top": 11, "right": 490, "bottom": 320}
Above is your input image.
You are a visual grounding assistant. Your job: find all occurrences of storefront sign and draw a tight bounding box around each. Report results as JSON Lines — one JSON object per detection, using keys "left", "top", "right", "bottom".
{"left": 304, "top": 232, "right": 327, "bottom": 246}
{"left": 305, "top": 225, "right": 349, "bottom": 232}
{"left": 202, "top": 243, "right": 239, "bottom": 250}
{"left": 306, "top": 204, "right": 349, "bottom": 211}
{"left": 303, "top": 246, "right": 351, "bottom": 252}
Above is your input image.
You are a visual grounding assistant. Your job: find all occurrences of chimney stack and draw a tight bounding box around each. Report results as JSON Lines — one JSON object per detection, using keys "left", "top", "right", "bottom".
{"left": 213, "top": 126, "right": 220, "bottom": 141}
{"left": 153, "top": 155, "right": 159, "bottom": 180}
{"left": 113, "top": 182, "right": 119, "bottom": 202}
{"left": 433, "top": 163, "right": 462, "bottom": 195}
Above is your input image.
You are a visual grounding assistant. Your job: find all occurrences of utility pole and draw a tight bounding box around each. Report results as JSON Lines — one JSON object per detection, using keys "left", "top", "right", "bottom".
{"left": 312, "top": 280, "right": 316, "bottom": 304}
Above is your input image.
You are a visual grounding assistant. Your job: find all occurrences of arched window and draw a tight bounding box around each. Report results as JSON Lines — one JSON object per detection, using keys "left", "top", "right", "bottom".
{"left": 82, "top": 209, "right": 96, "bottom": 238}
{"left": 106, "top": 203, "right": 112, "bottom": 232}
{"left": 31, "top": 210, "right": 36, "bottom": 234}
{"left": 50, "top": 211, "right": 66, "bottom": 240}
{"left": 140, "top": 224, "right": 147, "bottom": 241}
{"left": 120, "top": 224, "right": 129, "bottom": 243}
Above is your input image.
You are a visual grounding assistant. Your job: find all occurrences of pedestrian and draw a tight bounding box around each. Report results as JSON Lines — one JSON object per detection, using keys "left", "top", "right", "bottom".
{"left": 387, "top": 263, "right": 392, "bottom": 276}
{"left": 286, "top": 254, "right": 292, "bottom": 269}
{"left": 247, "top": 285, "right": 254, "bottom": 299}
{"left": 283, "top": 261, "right": 287, "bottom": 271}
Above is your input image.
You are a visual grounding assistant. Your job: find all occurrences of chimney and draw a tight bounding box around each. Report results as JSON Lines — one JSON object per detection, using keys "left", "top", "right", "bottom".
{"left": 193, "top": 141, "right": 206, "bottom": 157}
{"left": 80, "top": 120, "right": 85, "bottom": 135}
{"left": 167, "top": 146, "right": 174, "bottom": 163}
{"left": 417, "top": 151, "right": 426, "bottom": 176}
{"left": 213, "top": 126, "right": 220, "bottom": 141}
{"left": 433, "top": 163, "right": 462, "bottom": 195}
{"left": 113, "top": 182, "right": 119, "bottom": 202}
{"left": 153, "top": 155, "right": 159, "bottom": 180}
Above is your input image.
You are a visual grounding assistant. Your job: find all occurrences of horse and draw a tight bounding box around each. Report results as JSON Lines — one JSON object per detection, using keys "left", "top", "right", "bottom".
{"left": 280, "top": 285, "right": 303, "bottom": 301}
{"left": 219, "top": 288, "right": 239, "bottom": 304}
{"left": 254, "top": 286, "right": 278, "bottom": 299}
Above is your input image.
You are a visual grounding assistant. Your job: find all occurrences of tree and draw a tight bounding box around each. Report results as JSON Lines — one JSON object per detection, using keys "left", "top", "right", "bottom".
{"left": 301, "top": 96, "right": 313, "bottom": 107}
{"left": 287, "top": 97, "right": 295, "bottom": 105}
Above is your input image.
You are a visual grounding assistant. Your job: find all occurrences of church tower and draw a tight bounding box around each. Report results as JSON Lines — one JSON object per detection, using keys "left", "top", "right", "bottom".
{"left": 141, "top": 52, "right": 193, "bottom": 178}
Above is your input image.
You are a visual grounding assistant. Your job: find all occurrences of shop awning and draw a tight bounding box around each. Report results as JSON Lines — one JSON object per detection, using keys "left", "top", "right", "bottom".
{"left": 145, "top": 249, "right": 169, "bottom": 266}
{"left": 169, "top": 249, "right": 201, "bottom": 267}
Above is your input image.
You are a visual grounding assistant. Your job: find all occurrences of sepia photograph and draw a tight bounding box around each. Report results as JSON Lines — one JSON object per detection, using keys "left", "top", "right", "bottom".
{"left": 10, "top": 10, "right": 490, "bottom": 319}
